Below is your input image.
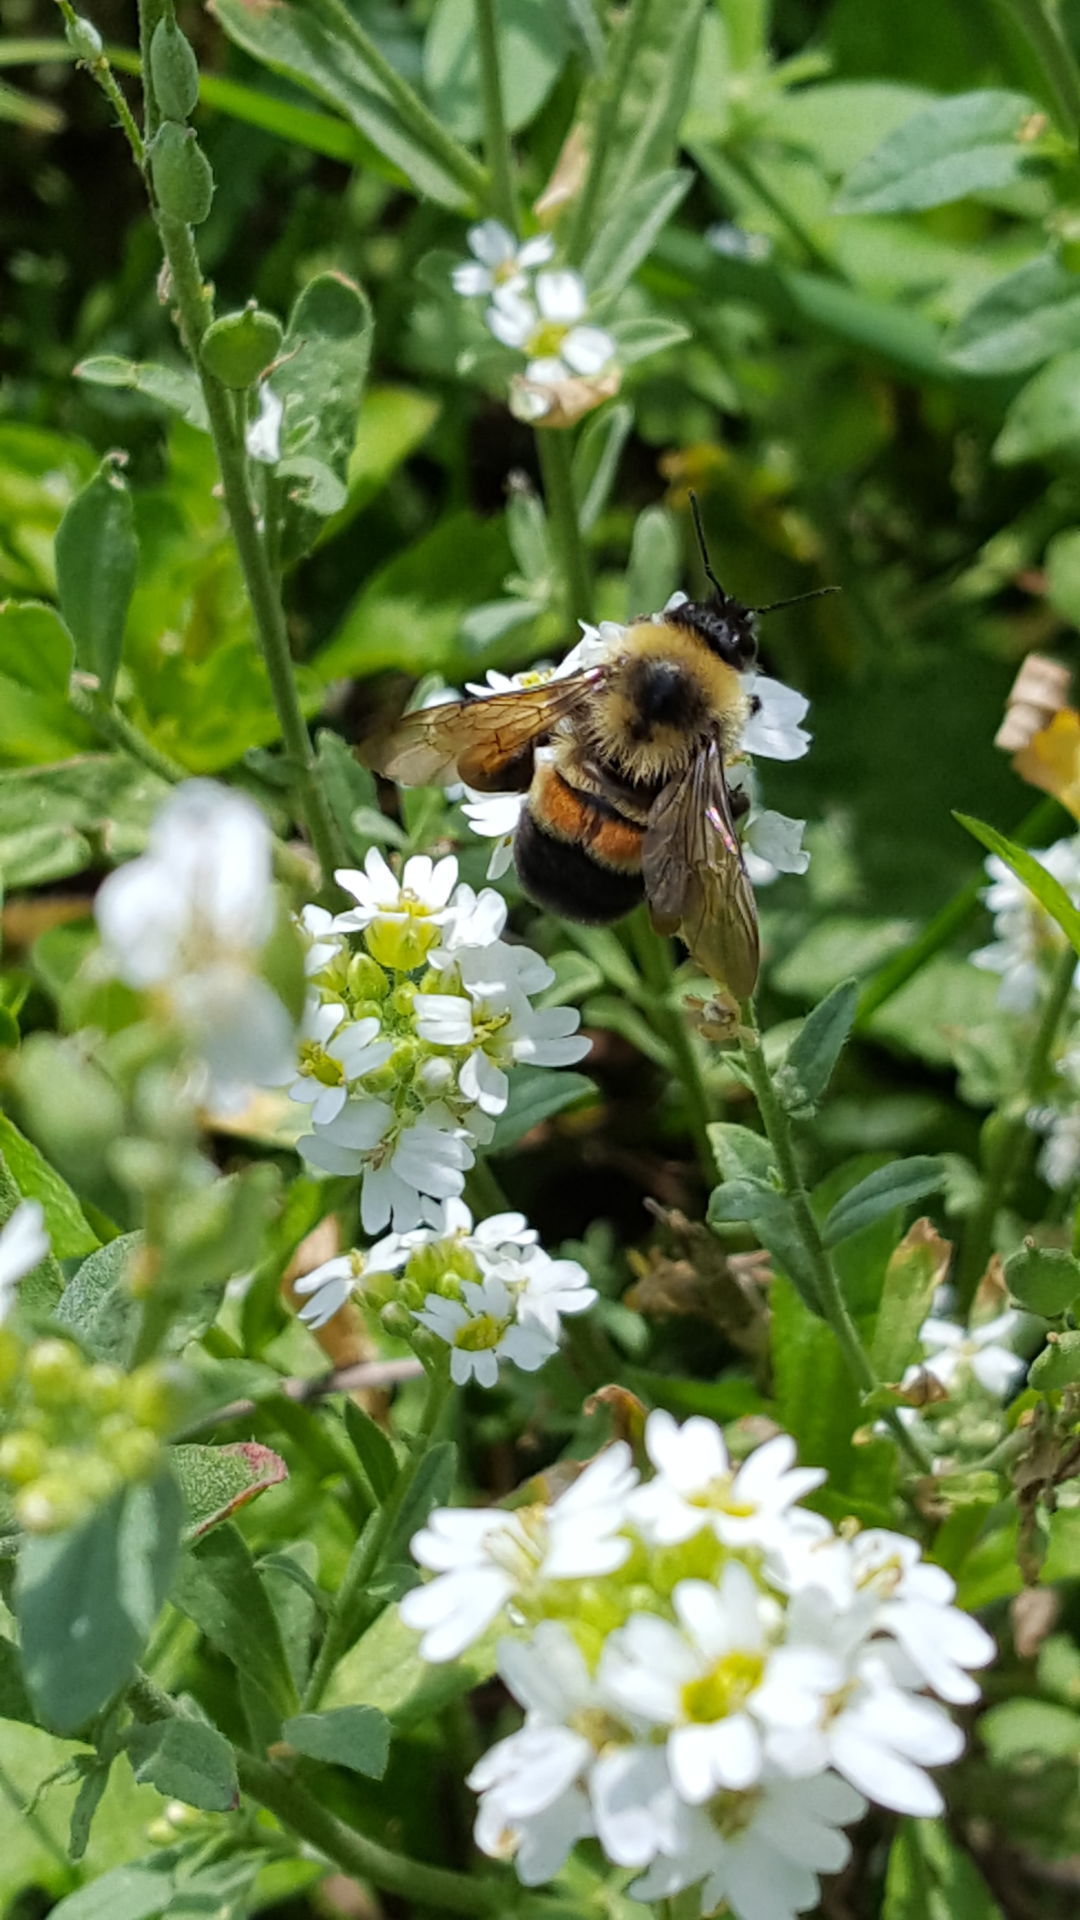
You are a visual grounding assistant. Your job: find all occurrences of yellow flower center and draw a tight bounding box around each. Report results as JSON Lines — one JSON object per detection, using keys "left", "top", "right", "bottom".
{"left": 689, "top": 1473, "right": 755, "bottom": 1519}
{"left": 455, "top": 1312, "right": 506, "bottom": 1353}
{"left": 681, "top": 1651, "right": 764, "bottom": 1724}
{"left": 527, "top": 319, "right": 569, "bottom": 361}
{"left": 297, "top": 1041, "right": 343, "bottom": 1087}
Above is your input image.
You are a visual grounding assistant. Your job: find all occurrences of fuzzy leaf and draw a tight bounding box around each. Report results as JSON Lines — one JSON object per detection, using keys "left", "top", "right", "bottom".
{"left": 947, "top": 255, "right": 1080, "bottom": 374}
{"left": 994, "top": 349, "right": 1080, "bottom": 463}
{"left": 54, "top": 453, "right": 138, "bottom": 700}
{"left": 125, "top": 1717, "right": 239, "bottom": 1812}
{"left": 281, "top": 1703, "right": 391, "bottom": 1778}
{"left": 75, "top": 355, "right": 209, "bottom": 430}
{"left": 1004, "top": 1243, "right": 1080, "bottom": 1317}
{"left": 956, "top": 814, "right": 1080, "bottom": 952}
{"left": 775, "top": 979, "right": 859, "bottom": 1114}
{"left": 172, "top": 1523, "right": 297, "bottom": 1721}
{"left": 1030, "top": 1330, "right": 1080, "bottom": 1390}
{"left": 821, "top": 1157, "right": 946, "bottom": 1248}
{"left": 173, "top": 1442, "right": 289, "bottom": 1540}
{"left": 488, "top": 1067, "right": 595, "bottom": 1152}
{"left": 583, "top": 167, "right": 691, "bottom": 299}
{"left": 835, "top": 89, "right": 1038, "bottom": 213}
{"left": 871, "top": 1219, "right": 952, "bottom": 1380}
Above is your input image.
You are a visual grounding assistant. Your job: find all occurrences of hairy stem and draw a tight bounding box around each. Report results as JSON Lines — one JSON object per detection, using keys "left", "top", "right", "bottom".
{"left": 475, "top": 0, "right": 517, "bottom": 231}
{"left": 54, "top": 0, "right": 145, "bottom": 164}
{"left": 301, "top": 1366, "right": 451, "bottom": 1708}
{"left": 536, "top": 427, "right": 594, "bottom": 627}
{"left": 303, "top": 0, "right": 490, "bottom": 204}
{"left": 739, "top": 1016, "right": 933, "bottom": 1473}
{"left": 956, "top": 937, "right": 1078, "bottom": 1309}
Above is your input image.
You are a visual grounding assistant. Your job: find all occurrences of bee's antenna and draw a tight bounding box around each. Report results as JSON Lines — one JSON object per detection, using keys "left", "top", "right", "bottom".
{"left": 753, "top": 585, "right": 841, "bottom": 617}
{"left": 687, "top": 491, "right": 726, "bottom": 602}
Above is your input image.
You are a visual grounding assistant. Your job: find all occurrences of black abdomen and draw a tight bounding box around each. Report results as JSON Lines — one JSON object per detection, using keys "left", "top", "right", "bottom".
{"left": 514, "top": 810, "right": 645, "bottom": 925}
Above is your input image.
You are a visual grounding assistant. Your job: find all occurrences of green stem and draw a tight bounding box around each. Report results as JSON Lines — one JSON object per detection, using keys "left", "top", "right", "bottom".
{"left": 68, "top": 681, "right": 187, "bottom": 782}
{"left": 135, "top": 0, "right": 164, "bottom": 137}
{"left": 302, "top": 0, "right": 490, "bottom": 205}
{"left": 992, "top": 0, "right": 1080, "bottom": 140}
{"left": 536, "top": 428, "right": 594, "bottom": 626}
{"left": 54, "top": 0, "right": 145, "bottom": 164}
{"left": 567, "top": 0, "right": 653, "bottom": 262}
{"left": 739, "top": 1015, "right": 933, "bottom": 1473}
{"left": 956, "top": 937, "right": 1078, "bottom": 1309}
{"left": 475, "top": 0, "right": 517, "bottom": 231}
{"left": 153, "top": 210, "right": 345, "bottom": 888}
{"left": 301, "top": 1366, "right": 451, "bottom": 1709}
{"left": 630, "top": 910, "right": 716, "bottom": 1183}
{"left": 702, "top": 143, "right": 842, "bottom": 278}
{"left": 128, "top": 1673, "right": 500, "bottom": 1913}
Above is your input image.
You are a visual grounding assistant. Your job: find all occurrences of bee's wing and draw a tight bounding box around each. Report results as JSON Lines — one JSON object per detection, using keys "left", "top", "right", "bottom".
{"left": 642, "top": 739, "right": 759, "bottom": 1000}
{"left": 363, "top": 668, "right": 605, "bottom": 793}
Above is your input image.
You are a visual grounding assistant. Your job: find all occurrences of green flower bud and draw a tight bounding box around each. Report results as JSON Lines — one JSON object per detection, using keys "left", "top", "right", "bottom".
{"left": 380, "top": 1301, "right": 415, "bottom": 1341}
{"left": 16, "top": 1474, "right": 86, "bottom": 1534}
{"left": 25, "top": 1339, "right": 83, "bottom": 1407}
{"left": 201, "top": 304, "right": 283, "bottom": 388}
{"left": 64, "top": 13, "right": 103, "bottom": 60}
{"left": 149, "top": 17, "right": 200, "bottom": 123}
{"left": 366, "top": 920, "right": 437, "bottom": 972}
{"left": 0, "top": 1430, "right": 49, "bottom": 1486}
{"left": 126, "top": 1364, "right": 175, "bottom": 1432}
{"left": 83, "top": 1363, "right": 125, "bottom": 1416}
{"left": 347, "top": 954, "right": 390, "bottom": 1003}
{"left": 389, "top": 983, "right": 418, "bottom": 1019}
{"left": 105, "top": 1426, "right": 162, "bottom": 1482}
{"left": 151, "top": 123, "right": 214, "bottom": 227}
{"left": 0, "top": 1330, "right": 20, "bottom": 1395}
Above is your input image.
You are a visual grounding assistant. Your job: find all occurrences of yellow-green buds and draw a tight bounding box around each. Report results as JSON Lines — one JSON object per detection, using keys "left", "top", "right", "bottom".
{"left": 0, "top": 1338, "right": 174, "bottom": 1533}
{"left": 149, "top": 16, "right": 200, "bottom": 123}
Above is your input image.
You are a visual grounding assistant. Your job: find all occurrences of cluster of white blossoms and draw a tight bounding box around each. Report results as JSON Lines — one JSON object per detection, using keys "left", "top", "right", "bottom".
{"left": 452, "top": 221, "right": 616, "bottom": 423}
{"left": 290, "top": 853, "right": 589, "bottom": 1234}
{"left": 401, "top": 1410, "right": 993, "bottom": 1920}
{"left": 903, "top": 1306, "right": 1026, "bottom": 1402}
{"left": 463, "top": 595, "right": 813, "bottom": 887}
{"left": 969, "top": 839, "right": 1080, "bottom": 1190}
{"left": 295, "top": 1197, "right": 595, "bottom": 1387}
{"left": 95, "top": 780, "right": 295, "bottom": 1108}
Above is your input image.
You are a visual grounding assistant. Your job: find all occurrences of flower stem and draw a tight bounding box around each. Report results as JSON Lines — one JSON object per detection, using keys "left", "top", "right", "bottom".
{"left": 475, "top": 0, "right": 517, "bottom": 232}
{"left": 738, "top": 1013, "right": 933, "bottom": 1473}
{"left": 300, "top": 1364, "right": 451, "bottom": 1709}
{"left": 535, "top": 427, "right": 594, "bottom": 627}
{"left": 54, "top": 0, "right": 146, "bottom": 165}
{"left": 956, "top": 937, "right": 1078, "bottom": 1310}
{"left": 629, "top": 910, "right": 716, "bottom": 1184}
{"left": 152, "top": 211, "right": 345, "bottom": 889}
{"left": 991, "top": 0, "right": 1080, "bottom": 140}
{"left": 128, "top": 1671, "right": 501, "bottom": 1913}
{"left": 302, "top": 0, "right": 491, "bottom": 205}
{"left": 566, "top": 0, "right": 653, "bottom": 262}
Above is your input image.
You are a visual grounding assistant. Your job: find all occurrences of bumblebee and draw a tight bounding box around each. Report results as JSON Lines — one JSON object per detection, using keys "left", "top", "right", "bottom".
{"left": 366, "top": 510, "right": 813, "bottom": 1002}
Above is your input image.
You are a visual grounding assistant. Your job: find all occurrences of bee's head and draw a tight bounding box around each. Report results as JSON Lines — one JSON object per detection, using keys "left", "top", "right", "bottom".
{"left": 668, "top": 595, "right": 758, "bottom": 671}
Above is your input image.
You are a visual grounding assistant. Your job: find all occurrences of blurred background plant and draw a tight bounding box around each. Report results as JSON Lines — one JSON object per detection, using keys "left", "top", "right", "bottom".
{"left": 3, "top": 0, "right": 1080, "bottom": 1915}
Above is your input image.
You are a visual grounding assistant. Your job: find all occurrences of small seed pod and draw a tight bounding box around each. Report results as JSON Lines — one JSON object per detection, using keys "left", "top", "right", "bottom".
{"left": 149, "top": 16, "right": 200, "bottom": 123}
{"left": 64, "top": 13, "right": 103, "bottom": 60}
{"left": 201, "top": 304, "right": 284, "bottom": 388}
{"left": 151, "top": 122, "right": 214, "bottom": 227}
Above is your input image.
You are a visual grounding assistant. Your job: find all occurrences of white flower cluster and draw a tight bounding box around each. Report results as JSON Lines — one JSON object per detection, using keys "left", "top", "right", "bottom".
{"left": 291, "top": 852, "right": 589, "bottom": 1234}
{"left": 463, "top": 597, "right": 813, "bottom": 887}
{"left": 95, "top": 780, "right": 294, "bottom": 1108}
{"left": 903, "top": 1307, "right": 1026, "bottom": 1401}
{"left": 402, "top": 1411, "right": 994, "bottom": 1920}
{"left": 452, "top": 221, "right": 615, "bottom": 422}
{"left": 971, "top": 838, "right": 1080, "bottom": 1013}
{"left": 295, "top": 1197, "right": 596, "bottom": 1387}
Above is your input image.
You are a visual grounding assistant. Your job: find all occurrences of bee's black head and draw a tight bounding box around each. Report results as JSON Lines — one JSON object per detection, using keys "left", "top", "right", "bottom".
{"left": 668, "top": 594, "right": 758, "bottom": 671}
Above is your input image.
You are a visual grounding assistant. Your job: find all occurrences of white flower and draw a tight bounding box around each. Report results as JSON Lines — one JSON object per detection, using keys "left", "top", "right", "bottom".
{"left": 460, "top": 790, "right": 524, "bottom": 880}
{"left": 743, "top": 808, "right": 810, "bottom": 880}
{"left": 441, "top": 884, "right": 508, "bottom": 952}
{"left": 739, "top": 673, "right": 812, "bottom": 762}
{"left": 0, "top": 1200, "right": 48, "bottom": 1324}
{"left": 1035, "top": 1104, "right": 1080, "bottom": 1190}
{"left": 510, "top": 1247, "right": 596, "bottom": 1339}
{"left": 285, "top": 1000, "right": 392, "bottom": 1125}
{"left": 246, "top": 382, "right": 284, "bottom": 465}
{"left": 906, "top": 1310, "right": 1027, "bottom": 1400}
{"left": 299, "top": 1097, "right": 475, "bottom": 1233}
{"left": 971, "top": 840, "right": 1080, "bottom": 1011}
{"left": 299, "top": 904, "right": 344, "bottom": 976}
{"left": 487, "top": 270, "right": 615, "bottom": 386}
{"left": 292, "top": 1231, "right": 402, "bottom": 1327}
{"left": 415, "top": 1274, "right": 558, "bottom": 1386}
{"left": 598, "top": 1569, "right": 840, "bottom": 1803}
{"left": 332, "top": 849, "right": 459, "bottom": 968}
{"left": 630, "top": 1411, "right": 825, "bottom": 1553}
{"left": 402, "top": 1443, "right": 637, "bottom": 1661}
{"left": 452, "top": 220, "right": 555, "bottom": 298}
{"left": 94, "top": 780, "right": 293, "bottom": 1103}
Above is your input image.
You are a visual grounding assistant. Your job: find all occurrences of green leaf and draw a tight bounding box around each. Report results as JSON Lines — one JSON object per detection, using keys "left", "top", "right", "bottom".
{"left": 0, "top": 1634, "right": 34, "bottom": 1725}
{"left": 488, "top": 1068, "right": 595, "bottom": 1153}
{"left": 382, "top": 1440, "right": 457, "bottom": 1567}
{"left": 0, "top": 1112, "right": 98, "bottom": 1259}
{"left": 1004, "top": 1242, "right": 1080, "bottom": 1316}
{"left": 707, "top": 1122, "right": 777, "bottom": 1185}
{"left": 68, "top": 1757, "right": 112, "bottom": 1863}
{"left": 708, "top": 1179, "right": 822, "bottom": 1315}
{"left": 56, "top": 1233, "right": 139, "bottom": 1363}
{"left": 1029, "top": 1329, "right": 1080, "bottom": 1390}
{"left": 342, "top": 1401, "right": 399, "bottom": 1502}
{"left": 211, "top": 0, "right": 470, "bottom": 207}
{"left": 821, "top": 1157, "right": 946, "bottom": 1247}
{"left": 979, "top": 1696, "right": 1080, "bottom": 1764}
{"left": 993, "top": 348, "right": 1080, "bottom": 462}
{"left": 75, "top": 356, "right": 209, "bottom": 431}
{"left": 271, "top": 273, "right": 373, "bottom": 556}
{"left": 609, "top": 314, "right": 691, "bottom": 364}
{"left": 835, "top": 90, "right": 1038, "bottom": 213}
{"left": 582, "top": 167, "right": 691, "bottom": 299}
{"left": 16, "top": 1470, "right": 182, "bottom": 1734}
{"left": 575, "top": 403, "right": 633, "bottom": 535}
{"left": 326, "top": 1593, "right": 499, "bottom": 1724}
{"left": 0, "top": 754, "right": 168, "bottom": 888}
{"left": 171, "top": 1522, "right": 297, "bottom": 1720}
{"left": 0, "top": 600, "right": 73, "bottom": 695}
{"left": 947, "top": 255, "right": 1080, "bottom": 373}
{"left": 314, "top": 728, "right": 379, "bottom": 864}
{"left": 883, "top": 1817, "right": 1005, "bottom": 1920}
{"left": 870, "top": 1219, "right": 952, "bottom": 1380}
{"left": 770, "top": 1275, "right": 896, "bottom": 1511}
{"left": 54, "top": 453, "right": 138, "bottom": 700}
{"left": 125, "top": 1717, "right": 238, "bottom": 1812}
{"left": 423, "top": 0, "right": 570, "bottom": 141}
{"left": 172, "top": 1442, "right": 289, "bottom": 1540}
{"left": 281, "top": 1704, "right": 390, "bottom": 1778}
{"left": 592, "top": 0, "right": 705, "bottom": 221}
{"left": 624, "top": 505, "right": 681, "bottom": 618}
{"left": 955, "top": 813, "right": 1080, "bottom": 953}
{"left": 774, "top": 979, "right": 859, "bottom": 1115}
{"left": 45, "top": 1857, "right": 178, "bottom": 1920}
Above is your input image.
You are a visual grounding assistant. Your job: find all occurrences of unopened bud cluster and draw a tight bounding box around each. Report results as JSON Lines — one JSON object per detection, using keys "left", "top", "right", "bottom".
{"left": 0, "top": 1337, "right": 174, "bottom": 1533}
